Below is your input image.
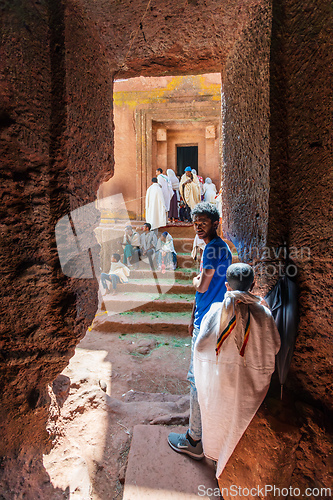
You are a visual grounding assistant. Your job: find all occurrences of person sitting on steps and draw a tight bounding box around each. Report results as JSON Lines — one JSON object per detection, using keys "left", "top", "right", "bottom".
{"left": 140, "top": 222, "right": 158, "bottom": 270}
{"left": 121, "top": 225, "right": 140, "bottom": 268}
{"left": 156, "top": 231, "right": 177, "bottom": 271}
{"left": 100, "top": 253, "right": 130, "bottom": 295}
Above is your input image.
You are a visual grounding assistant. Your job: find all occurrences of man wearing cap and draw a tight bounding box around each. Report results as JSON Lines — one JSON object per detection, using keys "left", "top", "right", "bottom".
{"left": 179, "top": 166, "right": 201, "bottom": 210}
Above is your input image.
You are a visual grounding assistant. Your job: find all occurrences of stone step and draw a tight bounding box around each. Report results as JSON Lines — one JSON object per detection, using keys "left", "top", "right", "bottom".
{"left": 172, "top": 237, "right": 194, "bottom": 253}
{"left": 123, "top": 425, "right": 219, "bottom": 499}
{"left": 116, "top": 279, "right": 194, "bottom": 295}
{"left": 129, "top": 268, "right": 198, "bottom": 280}
{"left": 92, "top": 311, "right": 191, "bottom": 335}
{"left": 101, "top": 291, "right": 194, "bottom": 314}
{"left": 176, "top": 253, "right": 196, "bottom": 268}
{"left": 133, "top": 253, "right": 197, "bottom": 269}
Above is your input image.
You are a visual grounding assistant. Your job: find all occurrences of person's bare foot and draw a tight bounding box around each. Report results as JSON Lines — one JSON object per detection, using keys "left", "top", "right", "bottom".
{"left": 111, "top": 290, "right": 117, "bottom": 296}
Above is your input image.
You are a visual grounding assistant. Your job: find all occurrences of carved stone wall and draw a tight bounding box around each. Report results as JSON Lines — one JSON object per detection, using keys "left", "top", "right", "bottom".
{"left": 267, "top": 0, "right": 333, "bottom": 413}
{"left": 0, "top": 0, "right": 113, "bottom": 465}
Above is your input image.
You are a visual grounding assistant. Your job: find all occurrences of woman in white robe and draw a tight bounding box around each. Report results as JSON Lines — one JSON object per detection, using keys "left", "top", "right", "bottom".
{"left": 167, "top": 168, "right": 180, "bottom": 221}
{"left": 203, "top": 178, "right": 217, "bottom": 203}
{"left": 157, "top": 170, "right": 174, "bottom": 212}
{"left": 156, "top": 231, "right": 177, "bottom": 270}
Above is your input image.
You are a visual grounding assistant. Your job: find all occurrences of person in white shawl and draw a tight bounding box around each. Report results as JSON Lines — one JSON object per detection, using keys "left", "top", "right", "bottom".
{"left": 156, "top": 231, "right": 177, "bottom": 271}
{"left": 179, "top": 166, "right": 201, "bottom": 210}
{"left": 215, "top": 187, "right": 222, "bottom": 217}
{"left": 156, "top": 168, "right": 174, "bottom": 212}
{"left": 203, "top": 177, "right": 217, "bottom": 204}
{"left": 191, "top": 234, "right": 206, "bottom": 263}
{"left": 193, "top": 263, "right": 281, "bottom": 478}
{"left": 145, "top": 178, "right": 168, "bottom": 230}
{"left": 166, "top": 168, "right": 180, "bottom": 221}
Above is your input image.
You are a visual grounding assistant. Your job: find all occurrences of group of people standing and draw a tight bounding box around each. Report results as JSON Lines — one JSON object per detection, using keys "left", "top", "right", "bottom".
{"left": 145, "top": 167, "right": 220, "bottom": 228}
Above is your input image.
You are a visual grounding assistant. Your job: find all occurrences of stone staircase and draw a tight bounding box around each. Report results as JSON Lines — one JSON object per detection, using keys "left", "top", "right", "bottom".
{"left": 93, "top": 222, "right": 238, "bottom": 335}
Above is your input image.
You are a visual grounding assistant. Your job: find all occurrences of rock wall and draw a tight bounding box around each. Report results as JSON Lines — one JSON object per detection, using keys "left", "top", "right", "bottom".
{"left": 78, "top": 0, "right": 264, "bottom": 78}
{"left": 268, "top": 0, "right": 333, "bottom": 416}
{"left": 220, "top": 0, "right": 332, "bottom": 495}
{"left": 221, "top": 0, "right": 332, "bottom": 413}
{"left": 221, "top": 2, "right": 272, "bottom": 258}
{"left": 0, "top": 0, "right": 113, "bottom": 488}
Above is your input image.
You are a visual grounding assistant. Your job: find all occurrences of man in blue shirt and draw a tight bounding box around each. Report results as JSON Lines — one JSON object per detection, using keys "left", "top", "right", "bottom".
{"left": 168, "top": 202, "right": 232, "bottom": 459}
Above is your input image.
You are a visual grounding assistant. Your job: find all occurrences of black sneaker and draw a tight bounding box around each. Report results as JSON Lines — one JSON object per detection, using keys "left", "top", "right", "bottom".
{"left": 167, "top": 431, "right": 204, "bottom": 460}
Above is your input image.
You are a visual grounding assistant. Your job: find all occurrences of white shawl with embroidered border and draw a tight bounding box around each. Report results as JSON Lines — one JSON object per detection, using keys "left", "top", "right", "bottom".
{"left": 193, "top": 291, "right": 281, "bottom": 478}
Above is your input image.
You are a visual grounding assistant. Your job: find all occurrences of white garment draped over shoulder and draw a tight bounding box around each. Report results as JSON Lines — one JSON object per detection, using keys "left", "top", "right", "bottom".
{"left": 145, "top": 183, "right": 167, "bottom": 230}
{"left": 203, "top": 178, "right": 217, "bottom": 203}
{"left": 179, "top": 173, "right": 201, "bottom": 209}
{"left": 194, "top": 291, "right": 281, "bottom": 478}
{"left": 108, "top": 261, "right": 130, "bottom": 283}
{"left": 157, "top": 174, "right": 174, "bottom": 211}
{"left": 156, "top": 233, "right": 176, "bottom": 254}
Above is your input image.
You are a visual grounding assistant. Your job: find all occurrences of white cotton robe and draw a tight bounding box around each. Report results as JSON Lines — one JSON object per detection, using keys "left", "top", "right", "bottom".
{"left": 145, "top": 183, "right": 167, "bottom": 230}
{"left": 193, "top": 291, "right": 281, "bottom": 479}
{"left": 179, "top": 173, "right": 201, "bottom": 209}
{"left": 203, "top": 181, "right": 217, "bottom": 203}
{"left": 157, "top": 174, "right": 174, "bottom": 211}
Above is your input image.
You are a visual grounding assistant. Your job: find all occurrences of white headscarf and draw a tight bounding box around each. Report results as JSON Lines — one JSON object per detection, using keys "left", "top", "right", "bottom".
{"left": 167, "top": 169, "right": 180, "bottom": 190}
{"left": 205, "top": 177, "right": 212, "bottom": 184}
{"left": 156, "top": 231, "right": 176, "bottom": 253}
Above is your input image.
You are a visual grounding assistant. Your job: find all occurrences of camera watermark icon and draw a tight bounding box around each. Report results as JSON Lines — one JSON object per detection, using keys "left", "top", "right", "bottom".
{"left": 55, "top": 193, "right": 176, "bottom": 317}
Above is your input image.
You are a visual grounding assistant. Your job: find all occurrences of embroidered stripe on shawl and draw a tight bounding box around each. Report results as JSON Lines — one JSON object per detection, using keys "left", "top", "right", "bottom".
{"left": 239, "top": 309, "right": 251, "bottom": 357}
{"left": 216, "top": 315, "right": 236, "bottom": 355}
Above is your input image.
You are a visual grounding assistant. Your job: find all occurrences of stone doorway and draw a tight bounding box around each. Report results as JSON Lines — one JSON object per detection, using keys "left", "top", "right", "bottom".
{"left": 98, "top": 74, "right": 221, "bottom": 220}
{"left": 176, "top": 145, "right": 198, "bottom": 176}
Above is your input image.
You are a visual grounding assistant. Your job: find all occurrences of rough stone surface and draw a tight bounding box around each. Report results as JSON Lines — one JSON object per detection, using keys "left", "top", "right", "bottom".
{"left": 123, "top": 425, "right": 219, "bottom": 499}
{"left": 219, "top": 388, "right": 332, "bottom": 499}
{"left": 41, "top": 333, "right": 192, "bottom": 498}
{"left": 75, "top": 0, "right": 265, "bottom": 79}
{"left": 221, "top": 2, "right": 272, "bottom": 257}
{"left": 220, "top": 0, "right": 332, "bottom": 461}
{"left": 0, "top": 0, "right": 113, "bottom": 481}
{"left": 267, "top": 0, "right": 333, "bottom": 416}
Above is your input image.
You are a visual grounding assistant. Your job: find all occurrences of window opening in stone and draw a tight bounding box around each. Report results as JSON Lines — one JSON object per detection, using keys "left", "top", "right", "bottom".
{"left": 176, "top": 145, "right": 198, "bottom": 176}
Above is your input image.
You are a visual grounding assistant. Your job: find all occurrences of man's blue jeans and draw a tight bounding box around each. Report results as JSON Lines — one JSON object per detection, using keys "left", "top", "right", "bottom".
{"left": 101, "top": 273, "right": 120, "bottom": 290}
{"left": 187, "top": 326, "right": 202, "bottom": 441}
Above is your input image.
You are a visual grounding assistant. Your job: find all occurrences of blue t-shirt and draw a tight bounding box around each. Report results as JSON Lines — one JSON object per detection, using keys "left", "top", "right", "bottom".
{"left": 194, "top": 237, "right": 232, "bottom": 330}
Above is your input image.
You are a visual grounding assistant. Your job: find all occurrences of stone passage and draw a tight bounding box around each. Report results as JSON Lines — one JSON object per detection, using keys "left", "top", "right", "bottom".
{"left": 95, "top": 222, "right": 197, "bottom": 335}
{"left": 93, "top": 222, "right": 238, "bottom": 335}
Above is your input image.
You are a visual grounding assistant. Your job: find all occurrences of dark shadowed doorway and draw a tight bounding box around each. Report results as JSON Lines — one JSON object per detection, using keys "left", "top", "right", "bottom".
{"left": 176, "top": 145, "right": 198, "bottom": 176}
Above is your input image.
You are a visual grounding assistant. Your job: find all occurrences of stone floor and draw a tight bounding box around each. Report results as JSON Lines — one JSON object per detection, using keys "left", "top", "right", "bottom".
{"left": 123, "top": 425, "right": 220, "bottom": 499}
